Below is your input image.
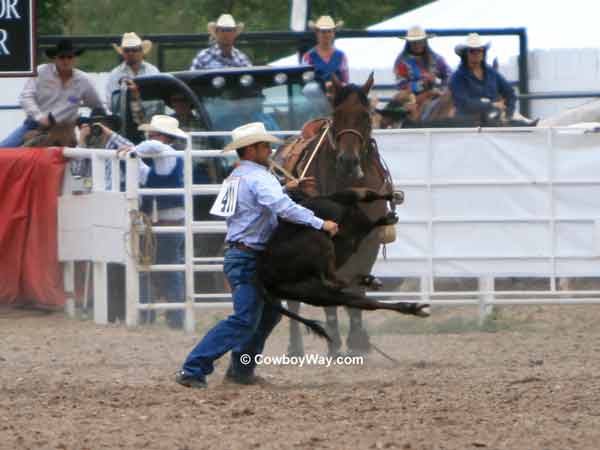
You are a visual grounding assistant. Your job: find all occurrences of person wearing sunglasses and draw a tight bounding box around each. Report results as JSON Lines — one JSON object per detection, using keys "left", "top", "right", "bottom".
{"left": 302, "top": 15, "right": 348, "bottom": 90}
{"left": 105, "top": 32, "right": 159, "bottom": 107}
{"left": 0, "top": 39, "right": 104, "bottom": 148}
{"left": 449, "top": 33, "right": 517, "bottom": 123}
{"left": 393, "top": 25, "right": 452, "bottom": 122}
{"left": 189, "top": 14, "right": 251, "bottom": 70}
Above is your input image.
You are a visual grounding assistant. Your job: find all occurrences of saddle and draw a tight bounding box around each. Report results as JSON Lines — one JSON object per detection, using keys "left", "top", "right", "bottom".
{"left": 272, "top": 118, "right": 330, "bottom": 181}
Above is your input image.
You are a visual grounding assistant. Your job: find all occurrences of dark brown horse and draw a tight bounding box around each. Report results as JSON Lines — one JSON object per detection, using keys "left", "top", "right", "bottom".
{"left": 22, "top": 123, "right": 77, "bottom": 147}
{"left": 273, "top": 74, "right": 428, "bottom": 356}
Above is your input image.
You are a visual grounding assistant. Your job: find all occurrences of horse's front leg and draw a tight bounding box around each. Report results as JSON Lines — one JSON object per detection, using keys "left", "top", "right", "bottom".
{"left": 324, "top": 306, "right": 342, "bottom": 357}
{"left": 287, "top": 300, "right": 304, "bottom": 357}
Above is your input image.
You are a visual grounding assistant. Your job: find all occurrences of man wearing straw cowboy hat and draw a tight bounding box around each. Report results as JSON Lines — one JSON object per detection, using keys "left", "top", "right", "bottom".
{"left": 118, "top": 114, "right": 188, "bottom": 328}
{"left": 189, "top": 13, "right": 252, "bottom": 70}
{"left": 303, "top": 15, "right": 349, "bottom": 88}
{"left": 393, "top": 25, "right": 452, "bottom": 121}
{"left": 0, "top": 39, "right": 104, "bottom": 148}
{"left": 175, "top": 122, "right": 338, "bottom": 388}
{"left": 105, "top": 32, "right": 159, "bottom": 107}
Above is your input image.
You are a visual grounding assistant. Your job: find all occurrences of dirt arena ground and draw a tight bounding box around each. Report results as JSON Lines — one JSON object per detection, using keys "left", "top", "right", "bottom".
{"left": 2, "top": 304, "right": 600, "bottom": 450}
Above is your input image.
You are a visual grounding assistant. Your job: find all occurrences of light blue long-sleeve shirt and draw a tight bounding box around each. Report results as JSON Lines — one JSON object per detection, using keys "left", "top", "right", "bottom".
{"left": 224, "top": 160, "right": 324, "bottom": 250}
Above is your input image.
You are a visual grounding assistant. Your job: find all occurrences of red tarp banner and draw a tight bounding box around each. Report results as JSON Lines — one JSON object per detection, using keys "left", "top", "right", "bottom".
{"left": 0, "top": 148, "right": 67, "bottom": 308}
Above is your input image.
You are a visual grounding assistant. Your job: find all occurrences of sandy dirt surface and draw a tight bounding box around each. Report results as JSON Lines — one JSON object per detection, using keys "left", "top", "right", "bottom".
{"left": 1, "top": 304, "right": 600, "bottom": 450}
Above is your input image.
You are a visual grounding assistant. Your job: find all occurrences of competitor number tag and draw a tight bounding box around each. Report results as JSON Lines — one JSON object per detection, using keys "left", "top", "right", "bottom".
{"left": 210, "top": 176, "right": 240, "bottom": 218}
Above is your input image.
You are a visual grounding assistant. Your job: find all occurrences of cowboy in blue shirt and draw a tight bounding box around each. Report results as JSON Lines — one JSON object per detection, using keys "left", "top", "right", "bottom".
{"left": 176, "top": 122, "right": 339, "bottom": 388}
{"left": 449, "top": 33, "right": 516, "bottom": 122}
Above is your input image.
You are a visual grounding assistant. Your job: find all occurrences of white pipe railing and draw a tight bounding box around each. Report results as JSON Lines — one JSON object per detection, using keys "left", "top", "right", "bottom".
{"left": 60, "top": 126, "right": 600, "bottom": 329}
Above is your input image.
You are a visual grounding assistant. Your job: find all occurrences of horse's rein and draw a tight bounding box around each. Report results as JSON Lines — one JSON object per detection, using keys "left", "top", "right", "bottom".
{"left": 269, "top": 159, "right": 299, "bottom": 183}
{"left": 299, "top": 122, "right": 331, "bottom": 179}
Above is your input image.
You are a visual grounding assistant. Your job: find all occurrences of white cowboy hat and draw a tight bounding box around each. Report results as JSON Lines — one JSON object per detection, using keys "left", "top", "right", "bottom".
{"left": 138, "top": 115, "right": 187, "bottom": 140}
{"left": 223, "top": 122, "right": 282, "bottom": 152}
{"left": 112, "top": 32, "right": 153, "bottom": 55}
{"left": 207, "top": 14, "right": 245, "bottom": 37}
{"left": 308, "top": 15, "right": 344, "bottom": 31}
{"left": 402, "top": 25, "right": 434, "bottom": 42}
{"left": 454, "top": 33, "right": 491, "bottom": 55}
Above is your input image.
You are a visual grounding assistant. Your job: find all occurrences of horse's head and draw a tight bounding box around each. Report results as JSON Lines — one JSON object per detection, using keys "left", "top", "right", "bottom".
{"left": 330, "top": 73, "right": 374, "bottom": 183}
{"left": 23, "top": 123, "right": 77, "bottom": 147}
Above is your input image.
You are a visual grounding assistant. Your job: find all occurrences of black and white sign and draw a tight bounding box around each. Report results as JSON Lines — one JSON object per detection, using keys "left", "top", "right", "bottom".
{"left": 210, "top": 176, "right": 240, "bottom": 218}
{"left": 0, "top": 0, "right": 36, "bottom": 76}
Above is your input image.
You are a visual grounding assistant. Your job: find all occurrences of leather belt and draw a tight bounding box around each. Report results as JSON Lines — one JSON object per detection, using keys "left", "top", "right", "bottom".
{"left": 227, "top": 241, "right": 261, "bottom": 253}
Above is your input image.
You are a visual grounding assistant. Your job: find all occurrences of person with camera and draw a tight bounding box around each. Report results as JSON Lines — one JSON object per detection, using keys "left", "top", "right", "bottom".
{"left": 393, "top": 26, "right": 452, "bottom": 122}
{"left": 75, "top": 108, "right": 132, "bottom": 188}
{"left": 0, "top": 39, "right": 104, "bottom": 148}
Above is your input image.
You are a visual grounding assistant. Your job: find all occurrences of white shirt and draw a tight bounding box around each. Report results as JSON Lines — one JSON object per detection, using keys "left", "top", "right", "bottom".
{"left": 105, "top": 61, "right": 160, "bottom": 107}
{"left": 20, "top": 64, "right": 104, "bottom": 123}
{"left": 135, "top": 139, "right": 184, "bottom": 222}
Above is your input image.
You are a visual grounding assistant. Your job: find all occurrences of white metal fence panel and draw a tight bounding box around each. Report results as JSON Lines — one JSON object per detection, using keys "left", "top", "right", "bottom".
{"left": 372, "top": 128, "right": 600, "bottom": 278}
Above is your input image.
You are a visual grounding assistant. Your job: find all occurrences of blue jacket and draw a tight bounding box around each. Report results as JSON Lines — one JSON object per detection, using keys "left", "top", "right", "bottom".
{"left": 141, "top": 157, "right": 184, "bottom": 213}
{"left": 450, "top": 64, "right": 516, "bottom": 117}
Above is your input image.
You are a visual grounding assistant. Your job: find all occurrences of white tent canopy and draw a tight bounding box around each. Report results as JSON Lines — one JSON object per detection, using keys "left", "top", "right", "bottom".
{"left": 273, "top": 0, "right": 600, "bottom": 85}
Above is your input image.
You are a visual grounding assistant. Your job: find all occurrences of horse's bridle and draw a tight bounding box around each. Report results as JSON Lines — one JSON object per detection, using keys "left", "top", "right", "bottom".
{"left": 334, "top": 128, "right": 366, "bottom": 146}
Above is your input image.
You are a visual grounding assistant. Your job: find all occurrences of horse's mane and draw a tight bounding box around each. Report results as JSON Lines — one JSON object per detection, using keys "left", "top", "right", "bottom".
{"left": 333, "top": 84, "right": 369, "bottom": 108}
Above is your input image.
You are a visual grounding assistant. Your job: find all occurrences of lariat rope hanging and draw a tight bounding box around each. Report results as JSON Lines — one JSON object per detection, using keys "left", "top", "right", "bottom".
{"left": 299, "top": 122, "right": 332, "bottom": 180}
{"left": 125, "top": 210, "right": 156, "bottom": 267}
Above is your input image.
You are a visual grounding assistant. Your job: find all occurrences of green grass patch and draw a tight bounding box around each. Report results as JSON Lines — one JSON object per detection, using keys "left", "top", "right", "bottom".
{"left": 367, "top": 307, "right": 533, "bottom": 336}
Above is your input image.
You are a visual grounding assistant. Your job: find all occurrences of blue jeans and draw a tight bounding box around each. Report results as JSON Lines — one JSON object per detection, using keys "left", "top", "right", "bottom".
{"left": 181, "top": 248, "right": 281, "bottom": 380}
{"left": 140, "top": 233, "right": 185, "bottom": 328}
{"left": 0, "top": 118, "right": 39, "bottom": 148}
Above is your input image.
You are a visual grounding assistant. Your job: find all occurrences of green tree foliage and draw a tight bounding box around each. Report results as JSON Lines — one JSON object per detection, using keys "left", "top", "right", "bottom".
{"left": 40, "top": 0, "right": 433, "bottom": 71}
{"left": 37, "top": 0, "right": 71, "bottom": 34}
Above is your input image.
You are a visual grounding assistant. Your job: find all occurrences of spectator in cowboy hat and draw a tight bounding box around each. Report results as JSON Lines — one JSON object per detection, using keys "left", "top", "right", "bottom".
{"left": 449, "top": 33, "right": 516, "bottom": 123}
{"left": 117, "top": 114, "right": 188, "bottom": 328}
{"left": 105, "top": 32, "right": 160, "bottom": 107}
{"left": 189, "top": 13, "right": 252, "bottom": 70}
{"left": 0, "top": 39, "right": 104, "bottom": 148}
{"left": 303, "top": 15, "right": 348, "bottom": 90}
{"left": 393, "top": 25, "right": 452, "bottom": 121}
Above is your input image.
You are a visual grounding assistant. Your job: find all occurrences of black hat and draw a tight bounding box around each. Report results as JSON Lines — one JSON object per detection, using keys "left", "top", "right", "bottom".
{"left": 45, "top": 39, "right": 85, "bottom": 58}
{"left": 76, "top": 107, "right": 121, "bottom": 130}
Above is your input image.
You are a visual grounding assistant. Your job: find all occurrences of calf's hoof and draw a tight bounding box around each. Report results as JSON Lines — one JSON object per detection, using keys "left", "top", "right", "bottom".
{"left": 393, "top": 190, "right": 404, "bottom": 204}
{"left": 412, "top": 303, "right": 431, "bottom": 318}
{"left": 383, "top": 212, "right": 399, "bottom": 225}
{"left": 395, "top": 302, "right": 431, "bottom": 318}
